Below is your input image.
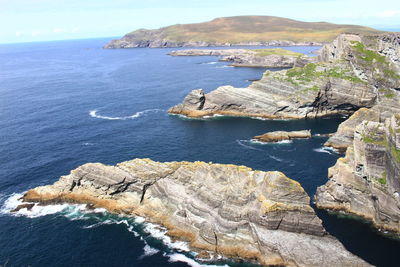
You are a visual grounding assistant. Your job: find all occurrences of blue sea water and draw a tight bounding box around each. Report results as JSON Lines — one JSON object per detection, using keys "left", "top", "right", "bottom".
{"left": 0, "top": 38, "right": 399, "bottom": 267}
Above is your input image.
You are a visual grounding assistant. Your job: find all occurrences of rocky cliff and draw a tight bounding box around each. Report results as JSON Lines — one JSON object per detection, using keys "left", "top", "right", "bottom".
{"left": 19, "top": 159, "right": 370, "bottom": 267}
{"left": 169, "top": 33, "right": 400, "bottom": 121}
{"left": 104, "top": 16, "right": 378, "bottom": 49}
{"left": 316, "top": 115, "right": 400, "bottom": 232}
{"left": 168, "top": 48, "right": 316, "bottom": 68}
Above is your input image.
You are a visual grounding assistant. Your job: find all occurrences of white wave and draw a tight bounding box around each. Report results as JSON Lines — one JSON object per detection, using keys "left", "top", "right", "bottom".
{"left": 0, "top": 193, "right": 88, "bottom": 218}
{"left": 82, "top": 142, "right": 94, "bottom": 146}
{"left": 89, "top": 109, "right": 163, "bottom": 120}
{"left": 250, "top": 139, "right": 292, "bottom": 145}
{"left": 236, "top": 140, "right": 263, "bottom": 151}
{"left": 201, "top": 62, "right": 218, "bottom": 65}
{"left": 138, "top": 244, "right": 160, "bottom": 259}
{"left": 269, "top": 155, "right": 284, "bottom": 162}
{"left": 313, "top": 147, "right": 339, "bottom": 155}
{"left": 168, "top": 253, "right": 229, "bottom": 267}
{"left": 216, "top": 65, "right": 233, "bottom": 68}
{"left": 143, "top": 222, "right": 190, "bottom": 252}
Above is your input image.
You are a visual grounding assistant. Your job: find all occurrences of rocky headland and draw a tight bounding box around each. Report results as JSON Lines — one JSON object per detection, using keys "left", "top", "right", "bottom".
{"left": 18, "top": 159, "right": 370, "bottom": 267}
{"left": 168, "top": 48, "right": 317, "bottom": 68}
{"left": 104, "top": 16, "right": 379, "bottom": 49}
{"left": 168, "top": 33, "right": 400, "bottom": 120}
{"left": 316, "top": 115, "right": 400, "bottom": 233}
{"left": 254, "top": 130, "right": 311, "bottom": 143}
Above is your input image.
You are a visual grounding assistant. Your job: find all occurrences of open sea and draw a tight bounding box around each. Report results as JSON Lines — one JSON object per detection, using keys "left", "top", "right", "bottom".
{"left": 0, "top": 38, "right": 399, "bottom": 267}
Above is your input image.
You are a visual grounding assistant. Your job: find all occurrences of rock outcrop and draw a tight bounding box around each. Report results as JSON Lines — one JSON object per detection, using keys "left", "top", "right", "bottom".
{"left": 316, "top": 115, "right": 400, "bottom": 232}
{"left": 20, "top": 159, "right": 370, "bottom": 267}
{"left": 168, "top": 33, "right": 400, "bottom": 121}
{"left": 169, "top": 48, "right": 316, "bottom": 68}
{"left": 254, "top": 130, "right": 311, "bottom": 143}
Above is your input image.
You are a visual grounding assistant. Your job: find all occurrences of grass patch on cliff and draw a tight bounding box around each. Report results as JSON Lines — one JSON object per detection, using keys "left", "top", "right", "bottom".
{"left": 377, "top": 170, "right": 387, "bottom": 185}
{"left": 285, "top": 63, "right": 365, "bottom": 85}
{"left": 250, "top": 48, "right": 303, "bottom": 57}
{"left": 351, "top": 41, "right": 387, "bottom": 64}
{"left": 379, "top": 88, "right": 396, "bottom": 99}
{"left": 390, "top": 146, "right": 400, "bottom": 163}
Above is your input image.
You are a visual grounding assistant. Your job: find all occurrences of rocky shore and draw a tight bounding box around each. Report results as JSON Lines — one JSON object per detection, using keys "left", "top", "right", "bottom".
{"left": 168, "top": 48, "right": 317, "bottom": 68}
{"left": 316, "top": 115, "right": 400, "bottom": 232}
{"left": 168, "top": 33, "right": 400, "bottom": 121}
{"left": 18, "top": 159, "right": 370, "bottom": 267}
{"left": 254, "top": 130, "right": 311, "bottom": 143}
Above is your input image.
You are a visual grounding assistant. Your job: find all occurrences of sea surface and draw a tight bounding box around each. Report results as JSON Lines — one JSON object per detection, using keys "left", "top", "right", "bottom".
{"left": 0, "top": 38, "right": 399, "bottom": 267}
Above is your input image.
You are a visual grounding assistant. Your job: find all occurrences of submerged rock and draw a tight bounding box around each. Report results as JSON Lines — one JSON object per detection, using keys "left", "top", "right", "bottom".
{"left": 316, "top": 115, "right": 400, "bottom": 232}
{"left": 21, "top": 159, "right": 369, "bottom": 267}
{"left": 254, "top": 130, "right": 311, "bottom": 143}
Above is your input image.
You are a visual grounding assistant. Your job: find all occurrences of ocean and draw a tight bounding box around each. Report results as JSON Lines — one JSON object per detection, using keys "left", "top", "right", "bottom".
{"left": 0, "top": 38, "right": 398, "bottom": 267}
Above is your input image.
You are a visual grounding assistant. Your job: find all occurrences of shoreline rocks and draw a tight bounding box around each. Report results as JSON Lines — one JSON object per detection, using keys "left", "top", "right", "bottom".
{"left": 168, "top": 49, "right": 317, "bottom": 68}
{"left": 168, "top": 33, "right": 400, "bottom": 122}
{"left": 254, "top": 130, "right": 311, "bottom": 143}
{"left": 316, "top": 115, "right": 400, "bottom": 233}
{"left": 19, "top": 158, "right": 370, "bottom": 267}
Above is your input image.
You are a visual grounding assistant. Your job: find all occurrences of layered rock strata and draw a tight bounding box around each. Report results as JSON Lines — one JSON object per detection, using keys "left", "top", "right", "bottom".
{"left": 20, "top": 159, "right": 370, "bottom": 267}
{"left": 168, "top": 33, "right": 400, "bottom": 121}
{"left": 254, "top": 130, "right": 311, "bottom": 143}
{"left": 168, "top": 49, "right": 316, "bottom": 68}
{"left": 316, "top": 115, "right": 400, "bottom": 232}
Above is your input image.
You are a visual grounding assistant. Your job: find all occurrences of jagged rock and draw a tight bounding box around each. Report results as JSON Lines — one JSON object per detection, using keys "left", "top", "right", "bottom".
{"left": 169, "top": 49, "right": 316, "bottom": 68}
{"left": 316, "top": 115, "right": 400, "bottom": 232}
{"left": 21, "top": 159, "right": 370, "bottom": 267}
{"left": 168, "top": 33, "right": 400, "bottom": 121}
{"left": 254, "top": 130, "right": 311, "bottom": 143}
{"left": 325, "top": 108, "right": 380, "bottom": 152}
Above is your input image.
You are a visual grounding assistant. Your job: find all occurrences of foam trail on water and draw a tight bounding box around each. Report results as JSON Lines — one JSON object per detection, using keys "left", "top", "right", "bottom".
{"left": 168, "top": 253, "right": 229, "bottom": 267}
{"left": 313, "top": 147, "right": 339, "bottom": 155}
{"left": 250, "top": 139, "right": 293, "bottom": 145}
{"left": 236, "top": 140, "right": 263, "bottom": 151}
{"left": 89, "top": 109, "right": 163, "bottom": 120}
{"left": 201, "top": 62, "right": 218, "bottom": 65}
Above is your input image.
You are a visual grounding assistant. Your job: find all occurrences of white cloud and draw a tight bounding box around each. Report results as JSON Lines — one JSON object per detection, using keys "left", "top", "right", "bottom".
{"left": 52, "top": 28, "right": 65, "bottom": 33}
{"left": 376, "top": 10, "right": 400, "bottom": 18}
{"left": 15, "top": 31, "right": 23, "bottom": 37}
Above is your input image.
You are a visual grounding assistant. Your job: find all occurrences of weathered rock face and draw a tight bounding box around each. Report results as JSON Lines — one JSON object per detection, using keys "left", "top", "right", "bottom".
{"left": 21, "top": 159, "right": 370, "bottom": 267}
{"left": 168, "top": 49, "right": 316, "bottom": 68}
{"left": 168, "top": 33, "right": 400, "bottom": 121}
{"left": 254, "top": 130, "right": 311, "bottom": 143}
{"left": 316, "top": 115, "right": 400, "bottom": 232}
{"left": 325, "top": 108, "right": 380, "bottom": 152}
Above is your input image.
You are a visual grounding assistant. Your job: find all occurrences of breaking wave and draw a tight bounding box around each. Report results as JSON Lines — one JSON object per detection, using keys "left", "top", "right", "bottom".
{"left": 313, "top": 147, "right": 339, "bottom": 155}
{"left": 89, "top": 109, "right": 163, "bottom": 120}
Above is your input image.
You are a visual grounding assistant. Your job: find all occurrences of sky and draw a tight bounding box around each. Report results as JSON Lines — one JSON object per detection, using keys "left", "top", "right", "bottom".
{"left": 1, "top": 0, "right": 400, "bottom": 44}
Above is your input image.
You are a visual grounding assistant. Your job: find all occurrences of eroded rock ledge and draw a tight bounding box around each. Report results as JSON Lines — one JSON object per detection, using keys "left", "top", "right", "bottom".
{"left": 254, "top": 130, "right": 311, "bottom": 143}
{"left": 168, "top": 33, "right": 400, "bottom": 121}
{"left": 316, "top": 115, "right": 400, "bottom": 233}
{"left": 20, "top": 159, "right": 369, "bottom": 267}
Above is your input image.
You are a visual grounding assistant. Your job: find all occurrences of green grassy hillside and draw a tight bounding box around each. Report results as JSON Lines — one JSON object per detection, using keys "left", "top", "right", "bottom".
{"left": 124, "top": 16, "right": 380, "bottom": 43}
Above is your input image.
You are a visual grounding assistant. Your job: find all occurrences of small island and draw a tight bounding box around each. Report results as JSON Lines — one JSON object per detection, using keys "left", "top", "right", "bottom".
{"left": 254, "top": 130, "right": 311, "bottom": 143}
{"left": 169, "top": 48, "right": 316, "bottom": 68}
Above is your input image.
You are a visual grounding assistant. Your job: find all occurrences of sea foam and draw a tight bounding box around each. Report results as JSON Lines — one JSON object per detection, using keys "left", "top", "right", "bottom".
{"left": 89, "top": 109, "right": 162, "bottom": 120}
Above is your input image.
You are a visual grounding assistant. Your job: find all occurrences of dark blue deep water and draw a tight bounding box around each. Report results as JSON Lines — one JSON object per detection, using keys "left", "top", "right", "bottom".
{"left": 0, "top": 38, "right": 399, "bottom": 267}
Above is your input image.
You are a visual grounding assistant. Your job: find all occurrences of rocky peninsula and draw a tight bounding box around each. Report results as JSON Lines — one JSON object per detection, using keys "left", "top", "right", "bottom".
{"left": 18, "top": 159, "right": 370, "bottom": 267}
{"left": 169, "top": 48, "right": 316, "bottom": 68}
{"left": 168, "top": 33, "right": 400, "bottom": 120}
{"left": 254, "top": 130, "right": 311, "bottom": 143}
{"left": 104, "top": 16, "right": 379, "bottom": 49}
{"left": 316, "top": 115, "right": 400, "bottom": 232}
